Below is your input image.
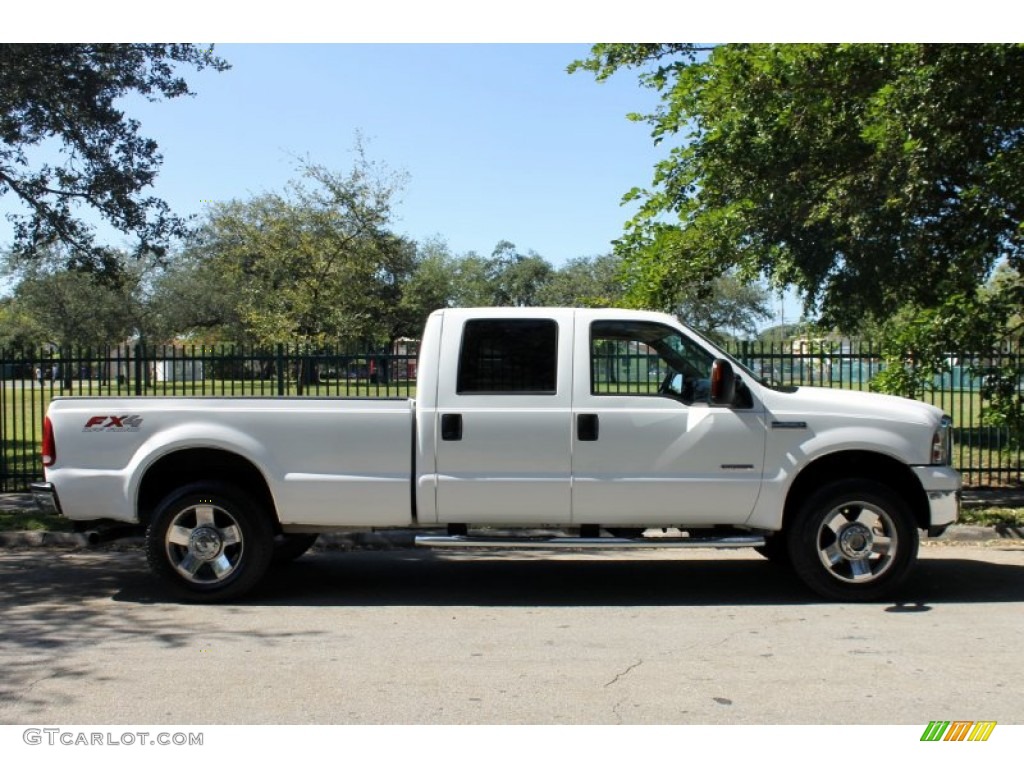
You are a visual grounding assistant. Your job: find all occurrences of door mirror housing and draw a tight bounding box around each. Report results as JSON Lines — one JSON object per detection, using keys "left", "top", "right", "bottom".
{"left": 710, "top": 359, "right": 736, "bottom": 406}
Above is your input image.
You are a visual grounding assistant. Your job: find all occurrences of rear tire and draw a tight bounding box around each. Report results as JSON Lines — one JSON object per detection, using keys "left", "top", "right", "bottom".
{"left": 145, "top": 482, "right": 274, "bottom": 602}
{"left": 787, "top": 479, "right": 918, "bottom": 601}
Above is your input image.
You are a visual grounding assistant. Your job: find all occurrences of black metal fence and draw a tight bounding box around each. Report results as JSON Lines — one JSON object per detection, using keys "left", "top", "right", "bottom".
{"left": 2, "top": 340, "right": 1022, "bottom": 491}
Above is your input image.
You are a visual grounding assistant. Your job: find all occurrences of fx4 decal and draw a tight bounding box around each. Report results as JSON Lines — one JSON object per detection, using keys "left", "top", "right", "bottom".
{"left": 83, "top": 415, "right": 144, "bottom": 432}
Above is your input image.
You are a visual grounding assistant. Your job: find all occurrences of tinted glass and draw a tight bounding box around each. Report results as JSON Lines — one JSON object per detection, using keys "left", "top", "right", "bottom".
{"left": 457, "top": 319, "right": 558, "bottom": 394}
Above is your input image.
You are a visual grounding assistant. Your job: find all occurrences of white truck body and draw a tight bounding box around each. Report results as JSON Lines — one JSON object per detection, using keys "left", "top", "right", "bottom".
{"left": 36, "top": 307, "right": 961, "bottom": 601}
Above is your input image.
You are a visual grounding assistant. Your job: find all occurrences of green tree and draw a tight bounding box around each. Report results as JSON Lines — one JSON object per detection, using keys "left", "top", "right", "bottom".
{"left": 538, "top": 253, "right": 626, "bottom": 307}
{"left": 869, "top": 270, "right": 1024, "bottom": 445}
{"left": 539, "top": 250, "right": 769, "bottom": 339}
{"left": 145, "top": 244, "right": 248, "bottom": 343}
{"left": 399, "top": 239, "right": 461, "bottom": 322}
{"left": 571, "top": 44, "right": 1024, "bottom": 331}
{"left": 451, "top": 252, "right": 495, "bottom": 306}
{"left": 181, "top": 152, "right": 409, "bottom": 350}
{"left": 0, "top": 44, "right": 229, "bottom": 267}
{"left": 664, "top": 273, "right": 771, "bottom": 342}
{"left": 485, "top": 241, "right": 553, "bottom": 307}
{"left": 0, "top": 296, "right": 45, "bottom": 351}
{"left": 2, "top": 245, "right": 155, "bottom": 387}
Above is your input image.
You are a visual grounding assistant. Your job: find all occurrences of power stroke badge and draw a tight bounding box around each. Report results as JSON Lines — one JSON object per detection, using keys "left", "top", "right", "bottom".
{"left": 83, "top": 415, "right": 144, "bottom": 432}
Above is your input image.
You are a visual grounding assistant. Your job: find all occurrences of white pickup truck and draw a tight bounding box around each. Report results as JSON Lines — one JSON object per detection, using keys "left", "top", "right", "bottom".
{"left": 33, "top": 307, "right": 961, "bottom": 602}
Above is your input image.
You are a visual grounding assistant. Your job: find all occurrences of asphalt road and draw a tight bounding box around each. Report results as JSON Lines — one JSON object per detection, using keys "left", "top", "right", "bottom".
{"left": 1, "top": 544, "right": 1022, "bottom": 725}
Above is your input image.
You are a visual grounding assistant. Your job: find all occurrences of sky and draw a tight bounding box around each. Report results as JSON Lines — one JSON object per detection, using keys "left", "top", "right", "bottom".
{"left": 0, "top": 43, "right": 664, "bottom": 264}
{"left": 114, "top": 43, "right": 667, "bottom": 265}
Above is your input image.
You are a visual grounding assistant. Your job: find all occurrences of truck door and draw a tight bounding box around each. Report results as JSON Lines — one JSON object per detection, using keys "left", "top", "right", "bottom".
{"left": 571, "top": 318, "right": 766, "bottom": 526}
{"left": 433, "top": 314, "right": 573, "bottom": 525}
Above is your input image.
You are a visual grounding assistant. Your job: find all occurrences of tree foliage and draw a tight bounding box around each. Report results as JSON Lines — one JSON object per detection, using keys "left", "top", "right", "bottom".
{"left": 662, "top": 273, "right": 771, "bottom": 343}
{"left": 2, "top": 244, "right": 152, "bottom": 351}
{"left": 571, "top": 44, "right": 1024, "bottom": 331}
{"left": 869, "top": 270, "right": 1024, "bottom": 444}
{"left": 0, "top": 44, "right": 229, "bottom": 267}
{"left": 484, "top": 240, "right": 554, "bottom": 307}
{"left": 176, "top": 152, "right": 410, "bottom": 348}
{"left": 537, "top": 253, "right": 626, "bottom": 308}
{"left": 145, "top": 243, "right": 247, "bottom": 343}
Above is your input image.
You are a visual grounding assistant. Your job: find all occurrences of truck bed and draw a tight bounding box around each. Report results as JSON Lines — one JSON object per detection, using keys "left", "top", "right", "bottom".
{"left": 44, "top": 396, "right": 416, "bottom": 526}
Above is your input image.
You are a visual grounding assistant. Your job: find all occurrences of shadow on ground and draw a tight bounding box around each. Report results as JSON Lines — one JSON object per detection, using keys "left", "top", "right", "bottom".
{"left": 0, "top": 548, "right": 1021, "bottom": 616}
{"left": 111, "top": 548, "right": 1024, "bottom": 608}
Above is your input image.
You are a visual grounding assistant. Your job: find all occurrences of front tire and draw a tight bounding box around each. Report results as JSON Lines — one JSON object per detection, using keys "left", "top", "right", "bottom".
{"left": 787, "top": 480, "right": 918, "bottom": 601}
{"left": 145, "top": 482, "right": 274, "bottom": 602}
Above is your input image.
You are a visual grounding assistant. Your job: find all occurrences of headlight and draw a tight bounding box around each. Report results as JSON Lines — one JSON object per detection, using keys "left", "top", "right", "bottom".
{"left": 931, "top": 416, "right": 953, "bottom": 465}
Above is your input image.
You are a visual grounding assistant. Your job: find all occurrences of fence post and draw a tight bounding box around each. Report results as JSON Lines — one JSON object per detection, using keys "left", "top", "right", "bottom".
{"left": 133, "top": 342, "right": 144, "bottom": 397}
{"left": 276, "top": 344, "right": 286, "bottom": 397}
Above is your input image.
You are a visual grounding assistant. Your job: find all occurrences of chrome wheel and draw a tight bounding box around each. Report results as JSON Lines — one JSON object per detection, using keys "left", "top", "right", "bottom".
{"left": 164, "top": 503, "right": 245, "bottom": 585}
{"left": 789, "top": 479, "right": 918, "bottom": 601}
{"left": 147, "top": 483, "right": 274, "bottom": 601}
{"left": 816, "top": 501, "right": 897, "bottom": 584}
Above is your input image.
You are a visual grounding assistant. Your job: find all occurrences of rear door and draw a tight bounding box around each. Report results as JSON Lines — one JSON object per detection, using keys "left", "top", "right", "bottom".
{"left": 433, "top": 312, "right": 573, "bottom": 525}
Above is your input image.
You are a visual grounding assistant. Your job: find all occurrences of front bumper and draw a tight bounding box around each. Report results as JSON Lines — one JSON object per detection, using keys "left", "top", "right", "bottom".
{"left": 911, "top": 465, "right": 962, "bottom": 535}
{"left": 30, "top": 482, "right": 63, "bottom": 517}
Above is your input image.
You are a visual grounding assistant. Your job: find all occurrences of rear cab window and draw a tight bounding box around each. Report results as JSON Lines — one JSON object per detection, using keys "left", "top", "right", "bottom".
{"left": 457, "top": 319, "right": 558, "bottom": 395}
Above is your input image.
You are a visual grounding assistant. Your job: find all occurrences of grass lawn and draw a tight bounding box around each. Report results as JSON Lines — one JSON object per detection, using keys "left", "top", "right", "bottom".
{"left": 0, "top": 510, "right": 73, "bottom": 532}
{"left": 957, "top": 507, "right": 1024, "bottom": 526}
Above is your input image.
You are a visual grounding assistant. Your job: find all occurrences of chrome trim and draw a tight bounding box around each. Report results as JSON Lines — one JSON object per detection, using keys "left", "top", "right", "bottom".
{"left": 415, "top": 534, "right": 765, "bottom": 549}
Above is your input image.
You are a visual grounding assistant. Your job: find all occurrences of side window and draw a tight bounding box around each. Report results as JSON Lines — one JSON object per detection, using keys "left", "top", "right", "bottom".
{"left": 590, "top": 320, "right": 713, "bottom": 404}
{"left": 457, "top": 319, "right": 558, "bottom": 395}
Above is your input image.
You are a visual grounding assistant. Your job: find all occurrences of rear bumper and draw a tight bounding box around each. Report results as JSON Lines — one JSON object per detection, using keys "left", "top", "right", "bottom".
{"left": 30, "top": 482, "right": 63, "bottom": 517}
{"left": 911, "top": 465, "right": 962, "bottom": 534}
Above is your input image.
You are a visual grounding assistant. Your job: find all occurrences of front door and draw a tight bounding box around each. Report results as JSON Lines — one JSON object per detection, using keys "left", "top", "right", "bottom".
{"left": 571, "top": 319, "right": 766, "bottom": 526}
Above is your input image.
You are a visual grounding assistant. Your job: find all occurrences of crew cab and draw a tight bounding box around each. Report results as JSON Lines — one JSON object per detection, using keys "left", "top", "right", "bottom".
{"left": 33, "top": 307, "right": 961, "bottom": 601}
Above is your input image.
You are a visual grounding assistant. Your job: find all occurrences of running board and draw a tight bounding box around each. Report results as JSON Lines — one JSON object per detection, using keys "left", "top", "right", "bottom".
{"left": 414, "top": 534, "right": 765, "bottom": 550}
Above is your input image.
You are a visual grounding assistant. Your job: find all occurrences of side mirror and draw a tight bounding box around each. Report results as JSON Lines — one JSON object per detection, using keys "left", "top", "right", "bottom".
{"left": 710, "top": 359, "right": 736, "bottom": 406}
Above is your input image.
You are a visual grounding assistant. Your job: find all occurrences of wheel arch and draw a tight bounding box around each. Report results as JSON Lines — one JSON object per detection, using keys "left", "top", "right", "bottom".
{"left": 136, "top": 448, "right": 278, "bottom": 531}
{"left": 782, "top": 450, "right": 929, "bottom": 533}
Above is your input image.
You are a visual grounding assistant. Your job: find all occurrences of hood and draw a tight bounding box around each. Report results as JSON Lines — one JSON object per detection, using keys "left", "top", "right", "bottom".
{"left": 763, "top": 385, "right": 945, "bottom": 429}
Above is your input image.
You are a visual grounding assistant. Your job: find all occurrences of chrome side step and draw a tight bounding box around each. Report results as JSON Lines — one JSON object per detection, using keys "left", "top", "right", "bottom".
{"left": 414, "top": 534, "right": 765, "bottom": 550}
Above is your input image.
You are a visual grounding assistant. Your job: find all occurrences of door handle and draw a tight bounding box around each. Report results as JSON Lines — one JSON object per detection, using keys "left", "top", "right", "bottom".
{"left": 441, "top": 413, "right": 463, "bottom": 441}
{"left": 577, "top": 413, "right": 599, "bottom": 441}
